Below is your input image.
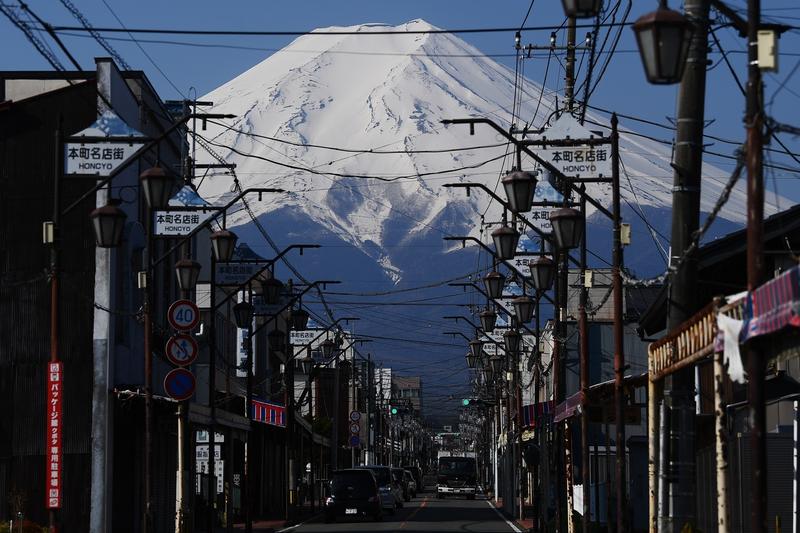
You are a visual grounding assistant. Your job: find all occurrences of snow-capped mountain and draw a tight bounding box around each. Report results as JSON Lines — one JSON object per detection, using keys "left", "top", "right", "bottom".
{"left": 197, "top": 19, "right": 775, "bottom": 282}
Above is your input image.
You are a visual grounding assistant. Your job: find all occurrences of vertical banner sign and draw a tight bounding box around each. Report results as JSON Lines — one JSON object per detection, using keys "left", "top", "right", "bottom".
{"left": 46, "top": 362, "right": 63, "bottom": 509}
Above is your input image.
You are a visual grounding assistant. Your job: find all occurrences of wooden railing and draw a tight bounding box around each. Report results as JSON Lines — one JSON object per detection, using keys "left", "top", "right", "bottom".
{"left": 648, "top": 296, "right": 745, "bottom": 381}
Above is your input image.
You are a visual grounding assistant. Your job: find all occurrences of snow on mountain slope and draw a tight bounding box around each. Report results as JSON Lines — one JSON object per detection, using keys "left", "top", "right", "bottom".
{"left": 197, "top": 19, "right": 778, "bottom": 281}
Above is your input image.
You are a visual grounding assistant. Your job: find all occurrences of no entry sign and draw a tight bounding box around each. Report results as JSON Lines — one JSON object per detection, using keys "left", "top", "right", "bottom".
{"left": 164, "top": 368, "right": 196, "bottom": 401}
{"left": 167, "top": 299, "right": 200, "bottom": 331}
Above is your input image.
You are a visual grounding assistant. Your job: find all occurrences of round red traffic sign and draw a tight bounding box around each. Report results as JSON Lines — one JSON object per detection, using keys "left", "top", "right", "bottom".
{"left": 165, "top": 334, "right": 198, "bottom": 367}
{"left": 168, "top": 299, "right": 200, "bottom": 331}
{"left": 164, "top": 368, "right": 195, "bottom": 401}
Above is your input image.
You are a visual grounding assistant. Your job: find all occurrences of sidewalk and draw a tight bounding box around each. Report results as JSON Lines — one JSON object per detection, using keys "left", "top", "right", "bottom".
{"left": 231, "top": 504, "right": 322, "bottom": 533}
{"left": 489, "top": 497, "right": 534, "bottom": 531}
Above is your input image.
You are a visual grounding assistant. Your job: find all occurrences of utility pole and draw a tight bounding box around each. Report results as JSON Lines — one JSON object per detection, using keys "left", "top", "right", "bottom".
{"left": 745, "top": 0, "right": 766, "bottom": 530}
{"left": 578, "top": 186, "right": 590, "bottom": 533}
{"left": 661, "top": 0, "right": 710, "bottom": 531}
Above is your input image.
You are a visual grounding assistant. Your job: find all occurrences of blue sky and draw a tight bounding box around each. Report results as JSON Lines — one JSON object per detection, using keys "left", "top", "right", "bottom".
{"left": 3, "top": 0, "right": 798, "bottom": 203}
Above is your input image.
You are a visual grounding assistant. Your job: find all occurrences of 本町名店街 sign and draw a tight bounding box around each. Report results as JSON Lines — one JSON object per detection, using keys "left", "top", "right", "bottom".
{"left": 65, "top": 142, "right": 143, "bottom": 176}
{"left": 154, "top": 210, "right": 214, "bottom": 236}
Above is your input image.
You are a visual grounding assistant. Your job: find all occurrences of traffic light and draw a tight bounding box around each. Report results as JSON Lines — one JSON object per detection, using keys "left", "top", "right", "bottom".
{"left": 390, "top": 405, "right": 399, "bottom": 415}
{"left": 462, "top": 398, "right": 479, "bottom": 407}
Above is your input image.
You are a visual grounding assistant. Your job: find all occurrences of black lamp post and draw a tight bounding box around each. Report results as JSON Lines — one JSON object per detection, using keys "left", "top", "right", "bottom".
{"left": 174, "top": 259, "right": 201, "bottom": 292}
{"left": 483, "top": 271, "right": 506, "bottom": 300}
{"left": 504, "top": 329, "right": 522, "bottom": 355}
{"left": 261, "top": 277, "right": 284, "bottom": 306}
{"left": 469, "top": 339, "right": 484, "bottom": 361}
{"left": 512, "top": 295, "right": 535, "bottom": 324}
{"left": 89, "top": 203, "right": 126, "bottom": 248}
{"left": 484, "top": 365, "right": 495, "bottom": 384}
{"left": 489, "top": 354, "right": 504, "bottom": 375}
{"left": 550, "top": 208, "right": 584, "bottom": 250}
{"left": 491, "top": 224, "right": 520, "bottom": 260}
{"left": 268, "top": 329, "right": 286, "bottom": 353}
{"left": 300, "top": 357, "right": 313, "bottom": 375}
{"left": 466, "top": 351, "right": 478, "bottom": 369}
{"left": 233, "top": 301, "right": 255, "bottom": 330}
{"left": 530, "top": 256, "right": 556, "bottom": 291}
{"left": 320, "top": 338, "right": 337, "bottom": 360}
{"left": 502, "top": 170, "right": 538, "bottom": 213}
{"left": 210, "top": 229, "right": 237, "bottom": 262}
{"left": 139, "top": 167, "right": 175, "bottom": 210}
{"left": 480, "top": 308, "right": 497, "bottom": 333}
{"left": 561, "top": 0, "right": 603, "bottom": 18}
{"left": 632, "top": 0, "right": 694, "bottom": 85}
{"left": 291, "top": 308, "right": 310, "bottom": 331}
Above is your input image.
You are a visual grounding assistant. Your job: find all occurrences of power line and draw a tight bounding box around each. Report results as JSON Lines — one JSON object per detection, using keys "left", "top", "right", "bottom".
{"left": 57, "top": 0, "right": 131, "bottom": 69}
{"left": 45, "top": 21, "right": 637, "bottom": 37}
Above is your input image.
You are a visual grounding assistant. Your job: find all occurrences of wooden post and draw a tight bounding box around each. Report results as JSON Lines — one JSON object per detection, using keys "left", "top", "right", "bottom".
{"left": 714, "top": 346, "right": 729, "bottom": 532}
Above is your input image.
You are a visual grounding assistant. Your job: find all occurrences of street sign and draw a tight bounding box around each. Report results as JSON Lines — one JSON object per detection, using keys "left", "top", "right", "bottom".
{"left": 533, "top": 114, "right": 612, "bottom": 179}
{"left": 290, "top": 329, "right": 321, "bottom": 346}
{"left": 65, "top": 110, "right": 146, "bottom": 176}
{"left": 215, "top": 262, "right": 268, "bottom": 286}
{"left": 167, "top": 299, "right": 200, "bottom": 331}
{"left": 153, "top": 209, "right": 214, "bottom": 237}
{"left": 349, "top": 435, "right": 360, "bottom": 448}
{"left": 349, "top": 410, "right": 361, "bottom": 422}
{"left": 164, "top": 368, "right": 196, "bottom": 401}
{"left": 165, "top": 334, "right": 199, "bottom": 366}
{"left": 349, "top": 422, "right": 360, "bottom": 434}
{"left": 45, "top": 362, "right": 63, "bottom": 509}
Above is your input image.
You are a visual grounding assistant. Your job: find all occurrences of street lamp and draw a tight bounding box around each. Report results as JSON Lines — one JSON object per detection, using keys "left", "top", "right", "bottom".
{"left": 320, "top": 338, "right": 337, "bottom": 360}
{"left": 89, "top": 202, "right": 126, "bottom": 248}
{"left": 469, "top": 339, "right": 484, "bottom": 361}
{"left": 489, "top": 354, "right": 504, "bottom": 375}
{"left": 632, "top": 0, "right": 694, "bottom": 85}
{"left": 261, "top": 277, "right": 284, "bottom": 306}
{"left": 530, "top": 256, "right": 555, "bottom": 291}
{"left": 502, "top": 170, "right": 537, "bottom": 213}
{"left": 491, "top": 224, "right": 520, "bottom": 260}
{"left": 512, "top": 295, "right": 535, "bottom": 324}
{"left": 291, "top": 308, "right": 310, "bottom": 331}
{"left": 233, "top": 301, "right": 255, "bottom": 329}
{"left": 480, "top": 308, "right": 497, "bottom": 333}
{"left": 268, "top": 329, "right": 286, "bottom": 353}
{"left": 561, "top": 0, "right": 602, "bottom": 18}
{"left": 504, "top": 329, "right": 522, "bottom": 355}
{"left": 550, "top": 208, "right": 584, "bottom": 250}
{"left": 483, "top": 271, "right": 506, "bottom": 299}
{"left": 174, "top": 259, "right": 201, "bottom": 292}
{"left": 300, "top": 357, "right": 313, "bottom": 375}
{"left": 466, "top": 350, "right": 478, "bottom": 369}
{"left": 210, "top": 229, "right": 238, "bottom": 262}
{"left": 484, "top": 365, "right": 495, "bottom": 383}
{"left": 139, "top": 167, "right": 175, "bottom": 210}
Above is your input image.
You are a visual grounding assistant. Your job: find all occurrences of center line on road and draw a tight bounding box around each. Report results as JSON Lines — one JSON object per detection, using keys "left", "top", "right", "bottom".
{"left": 399, "top": 496, "right": 429, "bottom": 529}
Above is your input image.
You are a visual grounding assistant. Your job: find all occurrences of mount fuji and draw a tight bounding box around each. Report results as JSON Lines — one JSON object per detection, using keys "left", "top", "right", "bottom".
{"left": 196, "top": 19, "right": 774, "bottom": 286}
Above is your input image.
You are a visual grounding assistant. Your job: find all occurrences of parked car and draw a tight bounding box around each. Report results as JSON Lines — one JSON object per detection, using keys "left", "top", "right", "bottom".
{"left": 402, "top": 465, "right": 423, "bottom": 492}
{"left": 357, "top": 465, "right": 403, "bottom": 513}
{"left": 403, "top": 470, "right": 417, "bottom": 498}
{"left": 392, "top": 467, "right": 411, "bottom": 502}
{"left": 324, "top": 469, "right": 382, "bottom": 523}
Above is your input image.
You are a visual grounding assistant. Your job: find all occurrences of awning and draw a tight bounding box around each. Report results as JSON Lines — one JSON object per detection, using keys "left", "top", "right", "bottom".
{"left": 521, "top": 400, "right": 553, "bottom": 428}
{"left": 740, "top": 265, "right": 800, "bottom": 342}
{"left": 251, "top": 398, "right": 286, "bottom": 428}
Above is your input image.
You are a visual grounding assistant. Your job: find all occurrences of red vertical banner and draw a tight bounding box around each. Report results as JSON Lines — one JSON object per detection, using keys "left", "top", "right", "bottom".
{"left": 46, "top": 361, "right": 63, "bottom": 509}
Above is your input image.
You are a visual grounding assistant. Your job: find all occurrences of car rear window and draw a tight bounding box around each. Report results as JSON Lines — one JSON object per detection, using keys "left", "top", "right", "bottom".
{"left": 362, "top": 467, "right": 390, "bottom": 486}
{"left": 331, "top": 471, "right": 375, "bottom": 498}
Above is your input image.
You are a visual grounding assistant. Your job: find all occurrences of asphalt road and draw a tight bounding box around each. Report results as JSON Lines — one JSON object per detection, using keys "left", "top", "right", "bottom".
{"left": 281, "top": 494, "right": 521, "bottom": 533}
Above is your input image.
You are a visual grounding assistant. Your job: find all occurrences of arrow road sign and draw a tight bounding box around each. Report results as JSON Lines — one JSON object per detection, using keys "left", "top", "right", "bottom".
{"left": 168, "top": 299, "right": 200, "bottom": 331}
{"left": 164, "top": 368, "right": 195, "bottom": 401}
{"left": 165, "top": 334, "right": 198, "bottom": 367}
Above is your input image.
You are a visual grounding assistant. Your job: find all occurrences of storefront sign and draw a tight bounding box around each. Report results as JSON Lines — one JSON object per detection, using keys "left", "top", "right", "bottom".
{"left": 45, "top": 362, "right": 63, "bottom": 509}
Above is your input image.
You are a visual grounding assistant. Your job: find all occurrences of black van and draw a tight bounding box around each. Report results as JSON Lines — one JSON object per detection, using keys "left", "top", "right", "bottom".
{"left": 324, "top": 469, "right": 383, "bottom": 523}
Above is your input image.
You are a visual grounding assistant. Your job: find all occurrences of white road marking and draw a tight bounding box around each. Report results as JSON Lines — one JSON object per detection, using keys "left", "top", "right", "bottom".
{"left": 485, "top": 500, "right": 522, "bottom": 533}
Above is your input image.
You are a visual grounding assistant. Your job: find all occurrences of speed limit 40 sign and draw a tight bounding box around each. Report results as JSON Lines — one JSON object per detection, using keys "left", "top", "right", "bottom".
{"left": 168, "top": 299, "right": 200, "bottom": 331}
